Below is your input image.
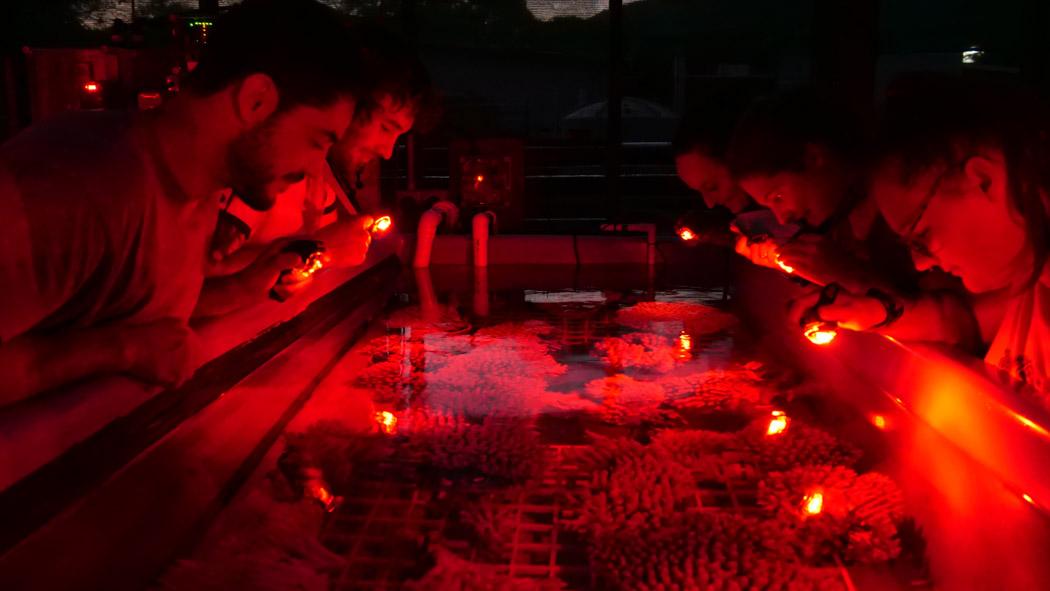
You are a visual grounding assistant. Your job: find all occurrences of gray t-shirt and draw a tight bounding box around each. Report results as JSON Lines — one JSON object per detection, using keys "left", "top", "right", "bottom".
{"left": 0, "top": 111, "right": 217, "bottom": 341}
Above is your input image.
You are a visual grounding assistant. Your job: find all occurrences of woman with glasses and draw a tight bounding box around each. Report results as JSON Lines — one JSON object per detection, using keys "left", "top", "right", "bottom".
{"left": 806, "top": 77, "right": 1050, "bottom": 394}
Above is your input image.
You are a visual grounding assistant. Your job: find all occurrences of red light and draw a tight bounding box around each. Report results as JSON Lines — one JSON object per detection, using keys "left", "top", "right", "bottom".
{"left": 290, "top": 251, "right": 330, "bottom": 282}
{"left": 871, "top": 414, "right": 887, "bottom": 430}
{"left": 775, "top": 255, "right": 794, "bottom": 274}
{"left": 475, "top": 175, "right": 485, "bottom": 183}
{"left": 678, "top": 227, "right": 697, "bottom": 241}
{"left": 766, "top": 410, "right": 789, "bottom": 436}
{"left": 83, "top": 81, "right": 99, "bottom": 93}
{"left": 1023, "top": 493, "right": 1036, "bottom": 506}
{"left": 370, "top": 215, "right": 393, "bottom": 235}
{"left": 676, "top": 331, "right": 692, "bottom": 359}
{"left": 803, "top": 322, "right": 837, "bottom": 346}
{"left": 802, "top": 490, "right": 824, "bottom": 515}
{"left": 375, "top": 411, "right": 398, "bottom": 435}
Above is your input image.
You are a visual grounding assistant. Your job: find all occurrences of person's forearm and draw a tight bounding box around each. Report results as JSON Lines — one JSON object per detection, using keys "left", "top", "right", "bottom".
{"left": 193, "top": 274, "right": 258, "bottom": 319}
{"left": 878, "top": 291, "right": 981, "bottom": 351}
{"left": 0, "top": 327, "right": 129, "bottom": 406}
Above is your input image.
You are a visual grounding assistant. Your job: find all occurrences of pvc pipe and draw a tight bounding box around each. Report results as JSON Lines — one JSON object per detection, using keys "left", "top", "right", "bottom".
{"left": 473, "top": 266, "right": 490, "bottom": 318}
{"left": 472, "top": 211, "right": 496, "bottom": 268}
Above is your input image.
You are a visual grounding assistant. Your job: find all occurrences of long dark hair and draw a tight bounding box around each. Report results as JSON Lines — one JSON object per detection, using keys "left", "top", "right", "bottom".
{"left": 880, "top": 75, "right": 1050, "bottom": 288}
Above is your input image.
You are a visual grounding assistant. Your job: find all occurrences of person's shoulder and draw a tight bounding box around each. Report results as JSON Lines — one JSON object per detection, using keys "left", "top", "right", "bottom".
{"left": 0, "top": 111, "right": 150, "bottom": 212}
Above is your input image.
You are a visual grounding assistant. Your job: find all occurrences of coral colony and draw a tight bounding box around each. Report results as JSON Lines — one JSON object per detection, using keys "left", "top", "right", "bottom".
{"left": 161, "top": 304, "right": 916, "bottom": 589}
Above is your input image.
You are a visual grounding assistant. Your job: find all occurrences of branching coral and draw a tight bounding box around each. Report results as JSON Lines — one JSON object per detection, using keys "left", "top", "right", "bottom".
{"left": 571, "top": 450, "right": 699, "bottom": 536}
{"left": 401, "top": 412, "right": 545, "bottom": 482}
{"left": 590, "top": 512, "right": 846, "bottom": 591}
{"left": 594, "top": 332, "right": 678, "bottom": 373}
{"left": 758, "top": 466, "right": 905, "bottom": 565}
{"left": 404, "top": 547, "right": 565, "bottom": 591}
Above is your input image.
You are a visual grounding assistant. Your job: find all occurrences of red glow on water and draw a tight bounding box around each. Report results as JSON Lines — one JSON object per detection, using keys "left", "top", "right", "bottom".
{"left": 803, "top": 322, "right": 837, "bottom": 345}
{"left": 678, "top": 227, "right": 697, "bottom": 241}
{"left": 676, "top": 331, "right": 692, "bottom": 359}
{"left": 375, "top": 410, "right": 398, "bottom": 435}
{"left": 766, "top": 410, "right": 789, "bottom": 436}
{"left": 83, "top": 81, "right": 99, "bottom": 93}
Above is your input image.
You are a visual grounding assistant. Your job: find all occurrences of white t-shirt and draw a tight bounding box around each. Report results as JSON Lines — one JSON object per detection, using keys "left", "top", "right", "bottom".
{"left": 0, "top": 111, "right": 217, "bottom": 341}
{"left": 986, "top": 272, "right": 1050, "bottom": 396}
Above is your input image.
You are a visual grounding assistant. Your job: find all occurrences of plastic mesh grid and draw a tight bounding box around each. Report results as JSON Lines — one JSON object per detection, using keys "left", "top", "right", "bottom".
{"left": 320, "top": 444, "right": 856, "bottom": 590}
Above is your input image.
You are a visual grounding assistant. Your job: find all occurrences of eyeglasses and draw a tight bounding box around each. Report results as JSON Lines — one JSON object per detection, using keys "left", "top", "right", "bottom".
{"left": 899, "top": 158, "right": 967, "bottom": 261}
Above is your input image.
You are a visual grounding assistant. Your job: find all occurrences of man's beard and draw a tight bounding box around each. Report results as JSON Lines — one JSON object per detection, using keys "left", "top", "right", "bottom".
{"left": 227, "top": 119, "right": 301, "bottom": 212}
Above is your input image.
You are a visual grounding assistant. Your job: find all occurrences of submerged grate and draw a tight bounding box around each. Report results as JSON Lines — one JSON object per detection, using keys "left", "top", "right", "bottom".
{"left": 320, "top": 444, "right": 856, "bottom": 590}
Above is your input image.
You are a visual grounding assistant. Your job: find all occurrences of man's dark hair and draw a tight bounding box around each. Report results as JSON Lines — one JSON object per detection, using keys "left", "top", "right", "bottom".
{"left": 672, "top": 91, "right": 756, "bottom": 160}
{"left": 185, "top": 0, "right": 362, "bottom": 111}
{"left": 727, "top": 88, "right": 866, "bottom": 179}
{"left": 349, "top": 24, "right": 440, "bottom": 130}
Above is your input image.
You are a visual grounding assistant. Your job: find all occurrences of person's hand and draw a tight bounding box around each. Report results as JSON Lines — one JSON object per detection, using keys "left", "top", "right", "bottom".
{"left": 243, "top": 238, "right": 317, "bottom": 300}
{"left": 788, "top": 285, "right": 888, "bottom": 332}
{"left": 324, "top": 216, "right": 373, "bottom": 267}
{"left": 776, "top": 234, "right": 864, "bottom": 288}
{"left": 733, "top": 234, "right": 780, "bottom": 269}
{"left": 119, "top": 320, "right": 200, "bottom": 388}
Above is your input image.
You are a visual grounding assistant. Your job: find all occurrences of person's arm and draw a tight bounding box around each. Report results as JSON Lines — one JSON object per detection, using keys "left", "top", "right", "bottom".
{"left": 194, "top": 243, "right": 306, "bottom": 319}
{"left": 790, "top": 287, "right": 981, "bottom": 350}
{"left": 0, "top": 320, "right": 198, "bottom": 406}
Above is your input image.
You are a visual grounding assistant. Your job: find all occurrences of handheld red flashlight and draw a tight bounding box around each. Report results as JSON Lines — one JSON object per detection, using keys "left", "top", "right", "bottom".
{"left": 369, "top": 215, "right": 393, "bottom": 236}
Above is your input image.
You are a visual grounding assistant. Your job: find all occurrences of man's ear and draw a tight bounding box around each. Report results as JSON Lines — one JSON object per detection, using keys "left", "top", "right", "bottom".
{"left": 232, "top": 73, "right": 279, "bottom": 128}
{"left": 963, "top": 153, "right": 1008, "bottom": 205}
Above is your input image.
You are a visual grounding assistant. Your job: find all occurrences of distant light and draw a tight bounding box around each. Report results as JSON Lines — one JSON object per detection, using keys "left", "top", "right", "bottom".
{"left": 371, "top": 215, "right": 393, "bottom": 235}
{"left": 775, "top": 255, "right": 794, "bottom": 274}
{"left": 962, "top": 47, "right": 984, "bottom": 64}
{"left": 1023, "top": 493, "right": 1036, "bottom": 505}
{"left": 766, "top": 410, "right": 789, "bottom": 436}
{"left": 375, "top": 411, "right": 398, "bottom": 435}
{"left": 83, "top": 81, "right": 99, "bottom": 93}
{"left": 803, "top": 491, "right": 824, "bottom": 516}
{"left": 871, "top": 414, "right": 887, "bottom": 430}
{"left": 678, "top": 227, "right": 697, "bottom": 241}
{"left": 803, "top": 321, "right": 837, "bottom": 346}
{"left": 475, "top": 174, "right": 485, "bottom": 183}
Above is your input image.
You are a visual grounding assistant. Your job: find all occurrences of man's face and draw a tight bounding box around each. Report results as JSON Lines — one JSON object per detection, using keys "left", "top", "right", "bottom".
{"left": 739, "top": 167, "right": 840, "bottom": 228}
{"left": 228, "top": 98, "right": 355, "bottom": 211}
{"left": 674, "top": 151, "right": 751, "bottom": 214}
{"left": 331, "top": 94, "right": 415, "bottom": 170}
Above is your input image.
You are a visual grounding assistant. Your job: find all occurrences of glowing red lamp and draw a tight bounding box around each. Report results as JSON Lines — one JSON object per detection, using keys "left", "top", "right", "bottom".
{"left": 802, "top": 490, "right": 824, "bottom": 516}
{"left": 871, "top": 414, "right": 887, "bottom": 430}
{"left": 766, "top": 410, "right": 789, "bottom": 436}
{"left": 375, "top": 410, "right": 398, "bottom": 435}
{"left": 83, "top": 81, "right": 100, "bottom": 93}
{"left": 290, "top": 251, "right": 330, "bottom": 282}
{"left": 803, "top": 321, "right": 838, "bottom": 346}
{"left": 677, "top": 226, "right": 698, "bottom": 242}
{"left": 775, "top": 254, "right": 794, "bottom": 274}
{"left": 370, "top": 215, "right": 393, "bottom": 235}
